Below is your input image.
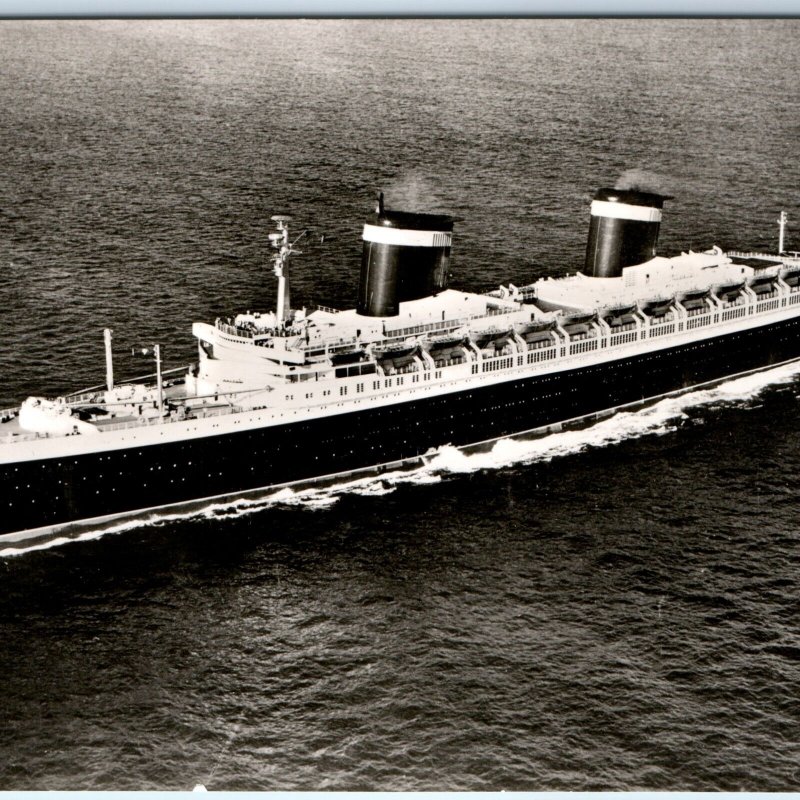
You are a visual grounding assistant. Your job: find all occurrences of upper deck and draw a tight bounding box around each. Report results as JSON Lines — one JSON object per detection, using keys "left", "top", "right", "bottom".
{"left": 530, "top": 249, "right": 800, "bottom": 313}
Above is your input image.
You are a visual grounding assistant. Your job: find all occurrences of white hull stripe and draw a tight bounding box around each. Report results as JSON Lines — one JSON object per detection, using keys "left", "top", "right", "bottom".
{"left": 591, "top": 200, "right": 662, "bottom": 223}
{"left": 363, "top": 224, "right": 452, "bottom": 247}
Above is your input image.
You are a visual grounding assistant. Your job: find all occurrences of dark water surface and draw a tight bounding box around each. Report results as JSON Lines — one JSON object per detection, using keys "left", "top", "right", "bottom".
{"left": 1, "top": 19, "right": 800, "bottom": 790}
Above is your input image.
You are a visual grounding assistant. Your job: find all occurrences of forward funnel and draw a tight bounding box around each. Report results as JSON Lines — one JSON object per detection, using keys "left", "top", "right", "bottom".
{"left": 357, "top": 193, "right": 454, "bottom": 317}
{"left": 585, "top": 188, "right": 667, "bottom": 278}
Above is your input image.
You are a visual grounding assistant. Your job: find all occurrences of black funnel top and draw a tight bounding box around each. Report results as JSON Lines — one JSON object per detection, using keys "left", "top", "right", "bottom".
{"left": 595, "top": 188, "right": 669, "bottom": 207}
{"left": 371, "top": 207, "right": 455, "bottom": 232}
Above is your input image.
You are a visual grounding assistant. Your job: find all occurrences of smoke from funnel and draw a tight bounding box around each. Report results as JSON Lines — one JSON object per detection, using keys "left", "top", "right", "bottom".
{"left": 384, "top": 171, "right": 447, "bottom": 214}
{"left": 614, "top": 169, "right": 674, "bottom": 197}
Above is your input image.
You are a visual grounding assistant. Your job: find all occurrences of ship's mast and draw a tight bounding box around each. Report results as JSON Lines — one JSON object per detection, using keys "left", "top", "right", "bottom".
{"left": 154, "top": 344, "right": 163, "bottom": 415}
{"left": 132, "top": 344, "right": 164, "bottom": 414}
{"left": 269, "top": 215, "right": 291, "bottom": 323}
{"left": 268, "top": 215, "right": 307, "bottom": 326}
{"left": 104, "top": 328, "right": 114, "bottom": 391}
{"left": 270, "top": 214, "right": 307, "bottom": 326}
{"left": 778, "top": 211, "right": 787, "bottom": 254}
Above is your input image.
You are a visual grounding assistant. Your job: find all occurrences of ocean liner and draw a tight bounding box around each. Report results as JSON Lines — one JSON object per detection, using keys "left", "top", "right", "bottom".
{"left": 2, "top": 187, "right": 800, "bottom": 549}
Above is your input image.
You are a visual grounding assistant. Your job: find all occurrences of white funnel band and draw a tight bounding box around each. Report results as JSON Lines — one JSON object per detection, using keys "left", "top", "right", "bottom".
{"left": 590, "top": 200, "right": 662, "bottom": 223}
{"left": 363, "top": 224, "right": 452, "bottom": 247}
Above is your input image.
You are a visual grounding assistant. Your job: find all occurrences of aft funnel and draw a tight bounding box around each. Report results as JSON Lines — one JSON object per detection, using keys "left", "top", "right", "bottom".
{"left": 585, "top": 188, "right": 667, "bottom": 278}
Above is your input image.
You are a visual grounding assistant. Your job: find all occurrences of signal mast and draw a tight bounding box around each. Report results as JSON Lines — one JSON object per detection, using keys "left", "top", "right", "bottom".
{"left": 269, "top": 215, "right": 306, "bottom": 326}
{"left": 778, "top": 210, "right": 788, "bottom": 254}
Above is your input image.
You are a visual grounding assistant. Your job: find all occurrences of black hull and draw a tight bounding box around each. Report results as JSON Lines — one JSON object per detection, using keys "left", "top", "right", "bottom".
{"left": 3, "top": 315, "right": 800, "bottom": 539}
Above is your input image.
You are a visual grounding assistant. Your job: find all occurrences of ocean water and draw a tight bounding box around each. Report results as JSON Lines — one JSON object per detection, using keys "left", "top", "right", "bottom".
{"left": 1, "top": 18, "right": 800, "bottom": 790}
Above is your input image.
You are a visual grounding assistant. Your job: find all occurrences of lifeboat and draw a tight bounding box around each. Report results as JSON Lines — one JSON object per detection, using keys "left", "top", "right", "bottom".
{"left": 642, "top": 297, "right": 674, "bottom": 318}
{"left": 781, "top": 268, "right": 800, "bottom": 288}
{"left": 373, "top": 343, "right": 421, "bottom": 375}
{"left": 748, "top": 275, "right": 778, "bottom": 296}
{"left": 425, "top": 335, "right": 469, "bottom": 367}
{"left": 679, "top": 289, "right": 710, "bottom": 313}
{"left": 713, "top": 282, "right": 745, "bottom": 303}
{"left": 472, "top": 329, "right": 514, "bottom": 356}
{"left": 602, "top": 304, "right": 638, "bottom": 329}
{"left": 330, "top": 350, "right": 369, "bottom": 366}
{"left": 514, "top": 320, "right": 557, "bottom": 349}
{"left": 561, "top": 313, "right": 598, "bottom": 339}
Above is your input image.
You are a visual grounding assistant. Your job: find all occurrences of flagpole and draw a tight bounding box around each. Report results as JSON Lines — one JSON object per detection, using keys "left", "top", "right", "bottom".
{"left": 104, "top": 328, "right": 114, "bottom": 391}
{"left": 155, "top": 344, "right": 164, "bottom": 414}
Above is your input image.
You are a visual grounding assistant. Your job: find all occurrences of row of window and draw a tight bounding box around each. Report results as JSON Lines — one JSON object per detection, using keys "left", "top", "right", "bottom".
{"left": 722, "top": 307, "right": 747, "bottom": 321}
{"left": 385, "top": 320, "right": 462, "bottom": 338}
{"left": 610, "top": 332, "right": 637, "bottom": 346}
{"left": 570, "top": 340, "right": 598, "bottom": 354}
{"left": 649, "top": 324, "right": 676, "bottom": 338}
{"left": 687, "top": 316, "right": 711, "bottom": 330}
{"left": 528, "top": 349, "right": 557, "bottom": 364}
{"left": 334, "top": 363, "right": 377, "bottom": 379}
{"left": 483, "top": 357, "right": 514, "bottom": 373}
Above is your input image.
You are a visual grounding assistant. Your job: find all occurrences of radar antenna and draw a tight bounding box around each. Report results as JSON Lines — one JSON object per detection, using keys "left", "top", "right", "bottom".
{"left": 269, "top": 215, "right": 306, "bottom": 324}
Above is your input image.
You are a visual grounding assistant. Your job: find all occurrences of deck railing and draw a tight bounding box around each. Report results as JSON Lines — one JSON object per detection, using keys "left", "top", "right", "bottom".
{"left": 216, "top": 321, "right": 255, "bottom": 339}
{"left": 98, "top": 405, "right": 233, "bottom": 433}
